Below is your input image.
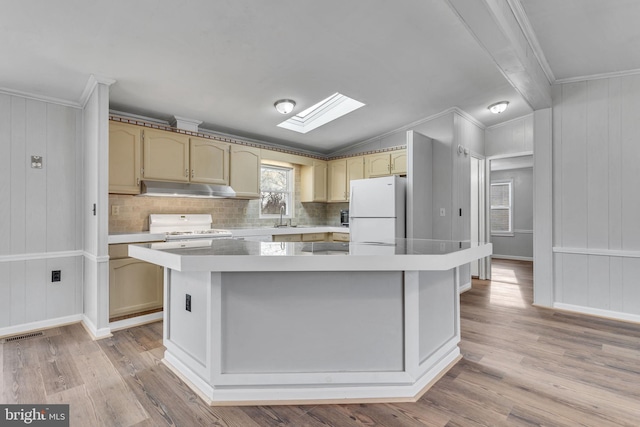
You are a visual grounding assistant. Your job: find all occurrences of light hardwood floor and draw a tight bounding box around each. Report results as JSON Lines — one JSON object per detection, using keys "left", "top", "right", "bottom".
{"left": 2, "top": 259, "right": 639, "bottom": 426}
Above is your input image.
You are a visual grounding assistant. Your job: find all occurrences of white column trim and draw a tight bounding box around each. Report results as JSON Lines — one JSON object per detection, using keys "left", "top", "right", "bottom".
{"left": 79, "top": 74, "right": 116, "bottom": 108}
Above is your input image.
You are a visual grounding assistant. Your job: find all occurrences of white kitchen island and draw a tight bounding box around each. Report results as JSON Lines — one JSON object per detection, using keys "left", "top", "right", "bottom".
{"left": 129, "top": 239, "right": 491, "bottom": 406}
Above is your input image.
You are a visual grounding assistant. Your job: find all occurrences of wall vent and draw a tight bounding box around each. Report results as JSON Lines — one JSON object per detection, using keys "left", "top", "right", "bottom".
{"left": 1, "top": 331, "right": 45, "bottom": 344}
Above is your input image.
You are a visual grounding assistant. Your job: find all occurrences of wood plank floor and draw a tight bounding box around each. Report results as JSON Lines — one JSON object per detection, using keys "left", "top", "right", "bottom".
{"left": 2, "top": 259, "right": 640, "bottom": 426}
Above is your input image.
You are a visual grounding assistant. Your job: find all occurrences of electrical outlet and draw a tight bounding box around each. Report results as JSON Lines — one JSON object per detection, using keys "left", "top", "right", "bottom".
{"left": 111, "top": 205, "right": 120, "bottom": 216}
{"left": 51, "top": 270, "right": 61, "bottom": 282}
{"left": 185, "top": 294, "right": 191, "bottom": 312}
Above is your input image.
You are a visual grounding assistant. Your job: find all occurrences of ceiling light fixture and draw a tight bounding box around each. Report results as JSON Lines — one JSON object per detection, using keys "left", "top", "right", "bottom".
{"left": 274, "top": 99, "right": 296, "bottom": 115}
{"left": 488, "top": 101, "right": 509, "bottom": 114}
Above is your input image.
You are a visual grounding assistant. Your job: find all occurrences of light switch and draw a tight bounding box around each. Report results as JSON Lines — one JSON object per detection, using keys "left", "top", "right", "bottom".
{"left": 440, "top": 208, "right": 446, "bottom": 217}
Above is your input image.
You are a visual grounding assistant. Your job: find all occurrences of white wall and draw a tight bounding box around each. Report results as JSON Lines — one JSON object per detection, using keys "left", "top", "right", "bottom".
{"left": 485, "top": 114, "right": 533, "bottom": 157}
{"left": 491, "top": 167, "right": 533, "bottom": 260}
{"left": 551, "top": 75, "right": 640, "bottom": 321}
{"left": 0, "top": 93, "right": 83, "bottom": 334}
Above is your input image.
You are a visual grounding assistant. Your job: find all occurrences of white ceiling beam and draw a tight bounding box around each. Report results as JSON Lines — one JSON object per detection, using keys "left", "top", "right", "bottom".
{"left": 445, "top": 0, "right": 552, "bottom": 110}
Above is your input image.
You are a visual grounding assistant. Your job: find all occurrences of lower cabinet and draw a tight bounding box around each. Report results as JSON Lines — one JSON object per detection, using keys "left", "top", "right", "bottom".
{"left": 302, "top": 233, "right": 329, "bottom": 242}
{"left": 331, "top": 232, "right": 350, "bottom": 242}
{"left": 272, "top": 232, "right": 338, "bottom": 242}
{"left": 272, "top": 234, "right": 302, "bottom": 242}
{"left": 109, "top": 244, "right": 164, "bottom": 320}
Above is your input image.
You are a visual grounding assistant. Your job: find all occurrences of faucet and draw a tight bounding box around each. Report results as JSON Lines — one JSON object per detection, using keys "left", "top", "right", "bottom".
{"left": 276, "top": 205, "right": 286, "bottom": 227}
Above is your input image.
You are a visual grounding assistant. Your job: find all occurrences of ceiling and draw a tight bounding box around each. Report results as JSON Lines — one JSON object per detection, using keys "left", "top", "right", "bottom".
{"left": 520, "top": 0, "right": 640, "bottom": 81}
{"left": 1, "top": 1, "right": 638, "bottom": 155}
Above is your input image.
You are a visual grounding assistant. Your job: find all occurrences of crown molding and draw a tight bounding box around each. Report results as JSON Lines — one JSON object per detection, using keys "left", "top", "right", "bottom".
{"left": 507, "top": 0, "right": 555, "bottom": 84}
{"left": 451, "top": 107, "right": 486, "bottom": 129}
{"left": 109, "top": 109, "right": 170, "bottom": 125}
{"left": 554, "top": 68, "right": 640, "bottom": 85}
{"left": 79, "top": 74, "right": 116, "bottom": 108}
{"left": 0, "top": 87, "right": 83, "bottom": 109}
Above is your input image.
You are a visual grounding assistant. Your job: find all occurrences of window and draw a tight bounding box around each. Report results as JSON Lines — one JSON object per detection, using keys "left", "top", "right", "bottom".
{"left": 490, "top": 181, "right": 513, "bottom": 234}
{"left": 277, "top": 92, "right": 365, "bottom": 134}
{"left": 260, "top": 165, "right": 294, "bottom": 218}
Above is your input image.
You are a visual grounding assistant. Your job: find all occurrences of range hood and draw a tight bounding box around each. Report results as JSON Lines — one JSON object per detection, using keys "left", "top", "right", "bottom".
{"left": 140, "top": 180, "right": 236, "bottom": 198}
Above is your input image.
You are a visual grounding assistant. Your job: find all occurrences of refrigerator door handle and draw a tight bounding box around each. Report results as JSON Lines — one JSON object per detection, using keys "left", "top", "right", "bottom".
{"left": 350, "top": 187, "right": 355, "bottom": 210}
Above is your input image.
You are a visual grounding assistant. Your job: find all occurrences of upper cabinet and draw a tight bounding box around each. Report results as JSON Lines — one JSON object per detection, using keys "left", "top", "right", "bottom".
{"left": 230, "top": 145, "right": 261, "bottom": 198}
{"left": 143, "top": 129, "right": 190, "bottom": 182}
{"left": 328, "top": 159, "right": 347, "bottom": 202}
{"left": 189, "top": 137, "right": 229, "bottom": 185}
{"left": 390, "top": 150, "right": 407, "bottom": 175}
{"left": 328, "top": 157, "right": 364, "bottom": 202}
{"left": 300, "top": 161, "right": 327, "bottom": 202}
{"left": 364, "top": 149, "right": 407, "bottom": 178}
{"left": 109, "top": 122, "right": 142, "bottom": 194}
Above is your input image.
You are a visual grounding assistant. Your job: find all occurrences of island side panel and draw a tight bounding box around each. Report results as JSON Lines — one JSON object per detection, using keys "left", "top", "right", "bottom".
{"left": 166, "top": 270, "right": 211, "bottom": 369}
{"left": 219, "top": 271, "right": 404, "bottom": 374}
{"left": 418, "top": 269, "right": 458, "bottom": 364}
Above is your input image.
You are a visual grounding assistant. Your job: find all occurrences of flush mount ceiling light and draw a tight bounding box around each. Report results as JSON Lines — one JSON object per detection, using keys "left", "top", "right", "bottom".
{"left": 488, "top": 101, "right": 509, "bottom": 114}
{"left": 274, "top": 99, "right": 296, "bottom": 115}
{"left": 277, "top": 92, "right": 365, "bottom": 134}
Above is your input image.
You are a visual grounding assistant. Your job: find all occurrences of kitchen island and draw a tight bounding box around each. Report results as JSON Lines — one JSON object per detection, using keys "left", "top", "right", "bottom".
{"left": 129, "top": 239, "right": 491, "bottom": 406}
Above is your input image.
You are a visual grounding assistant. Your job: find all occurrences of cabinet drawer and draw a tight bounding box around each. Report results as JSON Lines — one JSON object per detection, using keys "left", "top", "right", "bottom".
{"left": 302, "top": 233, "right": 328, "bottom": 242}
{"left": 331, "top": 232, "right": 350, "bottom": 242}
{"left": 272, "top": 234, "right": 302, "bottom": 242}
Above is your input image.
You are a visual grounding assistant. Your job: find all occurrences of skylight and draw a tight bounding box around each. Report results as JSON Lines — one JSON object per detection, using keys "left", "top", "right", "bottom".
{"left": 277, "top": 93, "right": 365, "bottom": 134}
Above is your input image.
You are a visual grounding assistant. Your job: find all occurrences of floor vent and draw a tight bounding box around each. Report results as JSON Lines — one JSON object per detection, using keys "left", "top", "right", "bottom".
{"left": 1, "top": 331, "right": 45, "bottom": 344}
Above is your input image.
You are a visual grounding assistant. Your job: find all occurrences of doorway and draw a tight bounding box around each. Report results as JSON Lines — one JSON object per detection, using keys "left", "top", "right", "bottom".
{"left": 487, "top": 153, "right": 534, "bottom": 274}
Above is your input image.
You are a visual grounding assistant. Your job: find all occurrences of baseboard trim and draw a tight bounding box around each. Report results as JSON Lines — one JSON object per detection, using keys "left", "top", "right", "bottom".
{"left": 0, "top": 314, "right": 83, "bottom": 339}
{"left": 109, "top": 312, "right": 163, "bottom": 332}
{"left": 491, "top": 255, "right": 533, "bottom": 262}
{"left": 459, "top": 282, "right": 472, "bottom": 293}
{"left": 80, "top": 315, "right": 113, "bottom": 340}
{"left": 162, "top": 348, "right": 461, "bottom": 406}
{"left": 552, "top": 303, "right": 640, "bottom": 325}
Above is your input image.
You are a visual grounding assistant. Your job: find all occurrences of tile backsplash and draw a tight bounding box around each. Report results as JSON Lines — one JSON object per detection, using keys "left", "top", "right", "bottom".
{"left": 109, "top": 166, "right": 349, "bottom": 232}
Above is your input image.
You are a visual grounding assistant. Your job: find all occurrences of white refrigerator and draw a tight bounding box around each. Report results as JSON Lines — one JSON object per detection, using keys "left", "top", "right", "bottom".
{"left": 349, "top": 175, "right": 406, "bottom": 243}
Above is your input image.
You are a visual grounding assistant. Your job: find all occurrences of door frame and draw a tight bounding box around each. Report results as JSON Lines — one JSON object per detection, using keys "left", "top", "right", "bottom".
{"left": 470, "top": 153, "right": 487, "bottom": 280}
{"left": 486, "top": 151, "right": 534, "bottom": 280}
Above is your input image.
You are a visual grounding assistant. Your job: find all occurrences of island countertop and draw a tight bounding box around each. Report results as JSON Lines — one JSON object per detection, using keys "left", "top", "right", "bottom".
{"left": 128, "top": 238, "right": 492, "bottom": 272}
